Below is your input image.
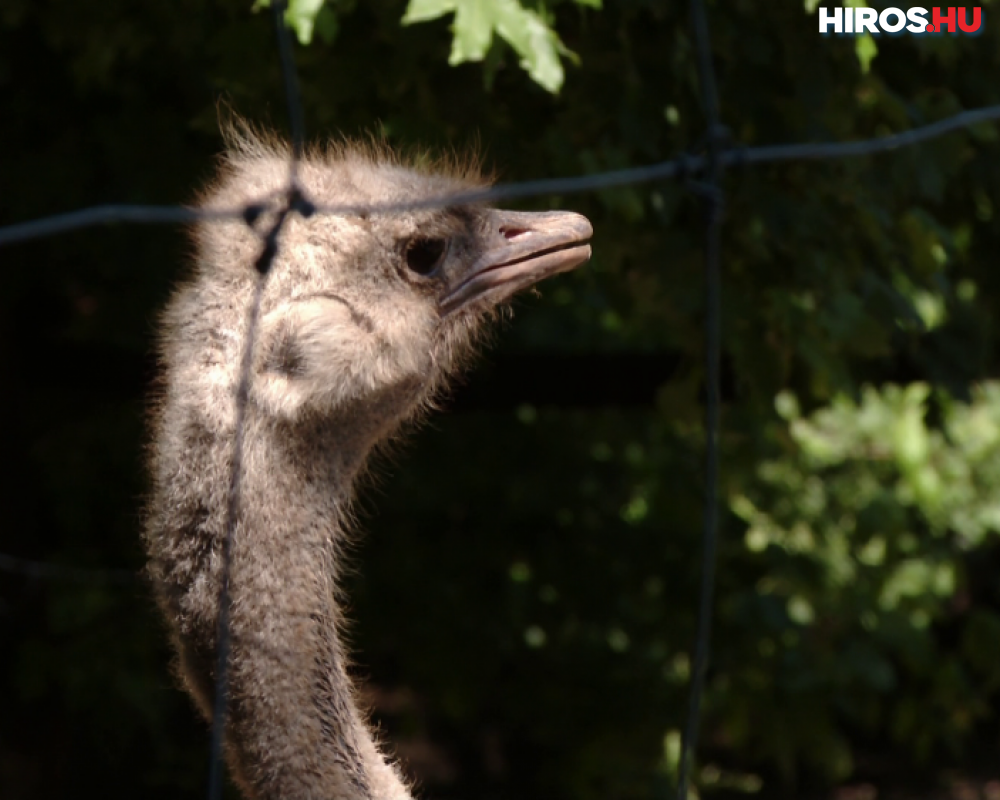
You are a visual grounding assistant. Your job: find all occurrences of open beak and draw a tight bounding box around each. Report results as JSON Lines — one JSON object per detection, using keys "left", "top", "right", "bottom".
{"left": 439, "top": 209, "right": 593, "bottom": 316}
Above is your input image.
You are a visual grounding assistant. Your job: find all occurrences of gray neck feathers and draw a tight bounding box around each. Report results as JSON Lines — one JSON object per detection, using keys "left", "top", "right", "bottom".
{"left": 146, "top": 401, "right": 412, "bottom": 800}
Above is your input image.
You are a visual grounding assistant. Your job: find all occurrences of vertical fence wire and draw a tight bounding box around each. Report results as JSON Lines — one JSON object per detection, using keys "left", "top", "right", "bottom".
{"left": 676, "top": 1, "right": 724, "bottom": 797}
{"left": 207, "top": 4, "right": 308, "bottom": 799}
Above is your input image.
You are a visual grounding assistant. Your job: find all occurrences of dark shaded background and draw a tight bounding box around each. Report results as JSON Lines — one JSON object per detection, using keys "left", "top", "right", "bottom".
{"left": 2, "top": 1, "right": 1000, "bottom": 798}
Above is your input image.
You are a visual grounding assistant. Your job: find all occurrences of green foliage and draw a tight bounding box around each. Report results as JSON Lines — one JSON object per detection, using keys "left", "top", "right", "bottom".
{"left": 256, "top": 0, "right": 589, "bottom": 91}
{"left": 253, "top": 0, "right": 344, "bottom": 45}
{"left": 401, "top": 0, "right": 577, "bottom": 92}
{"left": 728, "top": 384, "right": 1000, "bottom": 778}
{"left": 848, "top": 0, "right": 879, "bottom": 73}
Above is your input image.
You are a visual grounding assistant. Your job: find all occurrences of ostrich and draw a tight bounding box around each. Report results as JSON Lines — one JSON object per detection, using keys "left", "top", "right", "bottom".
{"left": 143, "top": 128, "right": 592, "bottom": 800}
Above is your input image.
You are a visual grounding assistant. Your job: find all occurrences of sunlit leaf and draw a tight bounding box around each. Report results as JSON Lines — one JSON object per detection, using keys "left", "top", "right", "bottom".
{"left": 254, "top": 0, "right": 328, "bottom": 45}
{"left": 403, "top": 0, "right": 568, "bottom": 92}
{"left": 401, "top": 0, "right": 456, "bottom": 24}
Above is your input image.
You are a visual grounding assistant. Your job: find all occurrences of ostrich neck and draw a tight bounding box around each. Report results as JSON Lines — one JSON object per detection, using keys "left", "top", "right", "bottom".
{"left": 216, "top": 407, "right": 411, "bottom": 800}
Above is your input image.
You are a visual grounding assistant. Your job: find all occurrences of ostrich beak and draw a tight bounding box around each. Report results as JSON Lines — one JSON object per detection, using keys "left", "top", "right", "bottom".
{"left": 440, "top": 209, "right": 593, "bottom": 316}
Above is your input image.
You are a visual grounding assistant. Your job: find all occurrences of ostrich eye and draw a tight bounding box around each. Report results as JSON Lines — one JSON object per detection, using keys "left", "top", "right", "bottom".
{"left": 404, "top": 237, "right": 447, "bottom": 276}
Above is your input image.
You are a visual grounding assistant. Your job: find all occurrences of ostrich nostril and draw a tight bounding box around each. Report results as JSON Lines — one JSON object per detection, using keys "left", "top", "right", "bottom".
{"left": 499, "top": 226, "right": 531, "bottom": 241}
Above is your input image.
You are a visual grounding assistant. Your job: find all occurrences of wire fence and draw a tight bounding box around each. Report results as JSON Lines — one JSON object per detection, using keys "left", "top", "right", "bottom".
{"left": 1, "top": 1, "right": 999, "bottom": 800}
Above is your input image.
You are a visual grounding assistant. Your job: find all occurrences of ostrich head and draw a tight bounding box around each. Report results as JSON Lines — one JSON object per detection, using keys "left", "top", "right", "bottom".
{"left": 182, "top": 132, "right": 592, "bottom": 437}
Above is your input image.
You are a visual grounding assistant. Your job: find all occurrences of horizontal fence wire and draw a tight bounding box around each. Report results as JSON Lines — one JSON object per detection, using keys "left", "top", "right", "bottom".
{"left": 1, "top": 2, "right": 998, "bottom": 800}
{"left": 2, "top": 105, "right": 1000, "bottom": 248}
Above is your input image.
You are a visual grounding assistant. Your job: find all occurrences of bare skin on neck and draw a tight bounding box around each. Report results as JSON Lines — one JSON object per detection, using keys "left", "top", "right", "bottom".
{"left": 144, "top": 129, "right": 592, "bottom": 800}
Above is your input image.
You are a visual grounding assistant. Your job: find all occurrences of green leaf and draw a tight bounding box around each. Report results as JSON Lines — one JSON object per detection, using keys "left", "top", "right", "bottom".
{"left": 401, "top": 0, "right": 457, "bottom": 25}
{"left": 252, "top": 0, "right": 328, "bottom": 45}
{"left": 854, "top": 33, "right": 878, "bottom": 73}
{"left": 287, "top": 0, "right": 326, "bottom": 44}
{"left": 313, "top": 5, "right": 340, "bottom": 44}
{"left": 403, "top": 0, "right": 568, "bottom": 93}
{"left": 450, "top": 0, "right": 494, "bottom": 61}
{"left": 498, "top": 0, "right": 565, "bottom": 92}
{"left": 841, "top": 0, "right": 879, "bottom": 72}
{"left": 855, "top": 33, "right": 878, "bottom": 73}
